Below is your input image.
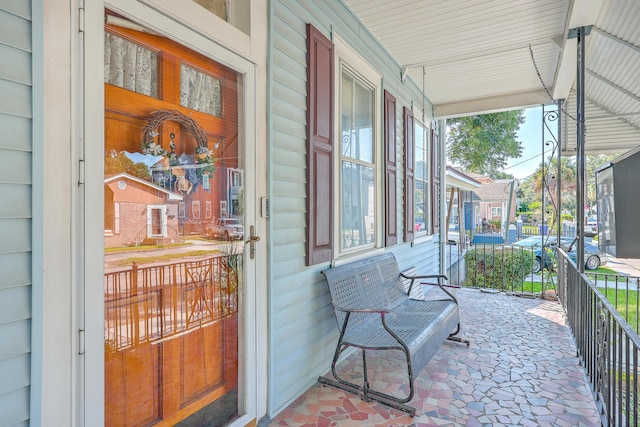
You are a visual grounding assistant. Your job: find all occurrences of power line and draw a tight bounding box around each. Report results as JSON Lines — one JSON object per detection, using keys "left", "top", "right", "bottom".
{"left": 503, "top": 148, "right": 555, "bottom": 173}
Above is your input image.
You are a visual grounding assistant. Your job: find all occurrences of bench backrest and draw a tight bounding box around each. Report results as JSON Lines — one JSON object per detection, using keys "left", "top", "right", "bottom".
{"left": 321, "top": 253, "right": 407, "bottom": 331}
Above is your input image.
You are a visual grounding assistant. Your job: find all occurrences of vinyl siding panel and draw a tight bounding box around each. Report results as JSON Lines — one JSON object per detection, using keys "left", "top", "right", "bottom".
{"left": 0, "top": 253, "right": 31, "bottom": 290}
{"left": 0, "top": 286, "right": 30, "bottom": 325}
{"left": 269, "top": 0, "right": 439, "bottom": 415}
{"left": 0, "top": 150, "right": 31, "bottom": 184}
{"left": 0, "top": 320, "right": 30, "bottom": 360}
{"left": 0, "top": 114, "right": 31, "bottom": 151}
{"left": 0, "top": 3, "right": 32, "bottom": 425}
{"left": 0, "top": 43, "right": 31, "bottom": 85}
{"left": 0, "top": 0, "right": 31, "bottom": 21}
{"left": 0, "top": 184, "right": 31, "bottom": 218}
{"left": 0, "top": 8, "right": 31, "bottom": 52}
{"left": 0, "top": 387, "right": 30, "bottom": 426}
{"left": 0, "top": 79, "right": 31, "bottom": 118}
{"left": 0, "top": 354, "right": 30, "bottom": 398}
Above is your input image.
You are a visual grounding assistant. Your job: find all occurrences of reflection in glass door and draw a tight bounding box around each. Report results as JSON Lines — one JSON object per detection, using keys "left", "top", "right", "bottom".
{"left": 103, "top": 10, "right": 244, "bottom": 426}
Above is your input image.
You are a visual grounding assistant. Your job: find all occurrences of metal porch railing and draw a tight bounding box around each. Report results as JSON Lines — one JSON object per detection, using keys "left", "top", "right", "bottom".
{"left": 557, "top": 249, "right": 640, "bottom": 426}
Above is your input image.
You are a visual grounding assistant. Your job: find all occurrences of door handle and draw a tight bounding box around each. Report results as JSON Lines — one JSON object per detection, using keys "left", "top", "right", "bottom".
{"left": 244, "top": 225, "right": 260, "bottom": 259}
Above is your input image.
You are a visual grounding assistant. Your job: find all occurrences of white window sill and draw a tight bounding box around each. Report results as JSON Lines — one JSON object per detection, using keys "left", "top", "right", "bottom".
{"left": 411, "top": 233, "right": 435, "bottom": 246}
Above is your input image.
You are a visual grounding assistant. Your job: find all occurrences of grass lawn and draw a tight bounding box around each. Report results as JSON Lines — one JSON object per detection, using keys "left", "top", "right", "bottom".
{"left": 587, "top": 266, "right": 618, "bottom": 275}
{"left": 515, "top": 276, "right": 640, "bottom": 333}
{"left": 600, "top": 287, "right": 640, "bottom": 333}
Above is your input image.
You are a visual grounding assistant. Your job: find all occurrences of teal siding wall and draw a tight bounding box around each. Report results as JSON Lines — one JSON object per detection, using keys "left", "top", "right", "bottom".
{"left": 268, "top": 0, "right": 441, "bottom": 415}
{"left": 0, "top": 2, "right": 32, "bottom": 426}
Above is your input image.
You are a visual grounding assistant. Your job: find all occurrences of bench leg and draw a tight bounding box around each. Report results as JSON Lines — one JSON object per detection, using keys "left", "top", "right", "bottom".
{"left": 447, "top": 323, "right": 470, "bottom": 346}
{"left": 318, "top": 343, "right": 420, "bottom": 417}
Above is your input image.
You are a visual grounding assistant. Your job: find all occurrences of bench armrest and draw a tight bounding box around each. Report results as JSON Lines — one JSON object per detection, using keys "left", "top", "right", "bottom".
{"left": 400, "top": 272, "right": 448, "bottom": 281}
{"left": 399, "top": 271, "right": 458, "bottom": 304}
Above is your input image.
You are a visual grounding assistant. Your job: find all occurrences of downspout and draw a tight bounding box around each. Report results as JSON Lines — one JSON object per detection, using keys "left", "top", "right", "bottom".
{"left": 575, "top": 27, "right": 589, "bottom": 273}
{"left": 439, "top": 119, "right": 447, "bottom": 275}
{"left": 541, "top": 104, "right": 546, "bottom": 286}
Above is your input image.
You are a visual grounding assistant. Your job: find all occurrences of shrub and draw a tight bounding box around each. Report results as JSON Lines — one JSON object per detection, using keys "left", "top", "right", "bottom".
{"left": 465, "top": 245, "right": 535, "bottom": 291}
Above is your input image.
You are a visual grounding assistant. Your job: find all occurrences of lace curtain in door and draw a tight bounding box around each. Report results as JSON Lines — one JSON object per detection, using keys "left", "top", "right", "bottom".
{"left": 104, "top": 32, "right": 158, "bottom": 98}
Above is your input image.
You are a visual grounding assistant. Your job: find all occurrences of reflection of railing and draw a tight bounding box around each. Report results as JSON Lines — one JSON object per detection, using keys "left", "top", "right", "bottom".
{"left": 557, "top": 249, "right": 640, "bottom": 426}
{"left": 104, "top": 254, "right": 241, "bottom": 352}
{"left": 124, "top": 225, "right": 147, "bottom": 247}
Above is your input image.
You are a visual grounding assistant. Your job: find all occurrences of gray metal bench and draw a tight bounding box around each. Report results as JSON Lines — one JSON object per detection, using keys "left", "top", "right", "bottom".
{"left": 319, "top": 252, "right": 469, "bottom": 415}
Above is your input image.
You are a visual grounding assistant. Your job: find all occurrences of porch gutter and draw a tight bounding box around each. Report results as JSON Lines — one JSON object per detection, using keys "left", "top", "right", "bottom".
{"left": 575, "top": 26, "right": 589, "bottom": 273}
{"left": 439, "top": 118, "right": 447, "bottom": 275}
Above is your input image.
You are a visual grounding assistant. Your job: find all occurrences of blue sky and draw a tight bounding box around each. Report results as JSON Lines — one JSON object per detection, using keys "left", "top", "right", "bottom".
{"left": 503, "top": 106, "right": 554, "bottom": 180}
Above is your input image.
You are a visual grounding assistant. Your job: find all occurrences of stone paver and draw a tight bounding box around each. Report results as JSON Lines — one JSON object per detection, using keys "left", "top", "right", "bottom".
{"left": 269, "top": 288, "right": 600, "bottom": 426}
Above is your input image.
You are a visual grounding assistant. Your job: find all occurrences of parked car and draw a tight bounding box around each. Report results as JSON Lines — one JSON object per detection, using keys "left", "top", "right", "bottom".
{"left": 205, "top": 217, "right": 244, "bottom": 241}
{"left": 513, "top": 236, "right": 607, "bottom": 272}
{"left": 585, "top": 217, "right": 598, "bottom": 237}
{"left": 558, "top": 237, "right": 608, "bottom": 270}
{"left": 512, "top": 236, "right": 555, "bottom": 273}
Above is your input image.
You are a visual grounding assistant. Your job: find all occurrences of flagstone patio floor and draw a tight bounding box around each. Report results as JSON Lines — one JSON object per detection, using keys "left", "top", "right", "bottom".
{"left": 268, "top": 288, "right": 601, "bottom": 426}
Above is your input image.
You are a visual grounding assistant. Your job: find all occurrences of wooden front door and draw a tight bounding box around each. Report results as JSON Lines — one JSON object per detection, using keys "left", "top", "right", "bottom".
{"left": 103, "top": 11, "right": 244, "bottom": 426}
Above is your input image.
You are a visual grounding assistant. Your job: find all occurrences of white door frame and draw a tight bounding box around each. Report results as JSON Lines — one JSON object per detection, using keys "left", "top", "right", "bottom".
{"left": 82, "top": 1, "right": 261, "bottom": 425}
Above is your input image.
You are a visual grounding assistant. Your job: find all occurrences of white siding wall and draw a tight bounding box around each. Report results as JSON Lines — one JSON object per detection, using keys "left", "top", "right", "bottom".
{"left": 0, "top": 2, "right": 32, "bottom": 426}
{"left": 268, "top": 0, "right": 440, "bottom": 415}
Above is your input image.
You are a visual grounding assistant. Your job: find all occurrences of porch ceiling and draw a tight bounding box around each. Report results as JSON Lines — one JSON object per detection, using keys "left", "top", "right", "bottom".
{"left": 344, "top": 0, "right": 640, "bottom": 155}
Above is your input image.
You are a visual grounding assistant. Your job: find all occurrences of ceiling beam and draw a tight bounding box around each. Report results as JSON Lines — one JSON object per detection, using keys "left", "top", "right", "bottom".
{"left": 552, "top": 0, "right": 607, "bottom": 100}
{"left": 434, "top": 89, "right": 549, "bottom": 119}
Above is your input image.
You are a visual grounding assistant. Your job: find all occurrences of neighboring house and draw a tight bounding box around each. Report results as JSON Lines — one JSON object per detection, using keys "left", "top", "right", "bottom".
{"left": 104, "top": 173, "right": 183, "bottom": 248}
{"left": 2, "top": 1, "right": 639, "bottom": 427}
{"left": 445, "top": 166, "right": 481, "bottom": 242}
{"left": 467, "top": 173, "right": 518, "bottom": 231}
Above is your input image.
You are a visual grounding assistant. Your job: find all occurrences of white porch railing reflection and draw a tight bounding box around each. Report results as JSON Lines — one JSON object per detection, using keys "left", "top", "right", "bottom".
{"left": 104, "top": 254, "right": 240, "bottom": 351}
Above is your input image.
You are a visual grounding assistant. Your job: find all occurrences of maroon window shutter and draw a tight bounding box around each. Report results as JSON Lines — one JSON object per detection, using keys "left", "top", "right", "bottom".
{"left": 306, "top": 24, "right": 334, "bottom": 266}
{"left": 403, "top": 107, "right": 415, "bottom": 242}
{"left": 431, "top": 127, "right": 440, "bottom": 234}
{"left": 384, "top": 90, "right": 397, "bottom": 246}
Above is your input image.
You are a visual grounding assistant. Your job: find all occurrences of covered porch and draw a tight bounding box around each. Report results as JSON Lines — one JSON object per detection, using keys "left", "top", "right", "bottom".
{"left": 269, "top": 287, "right": 600, "bottom": 426}
{"left": 266, "top": 0, "right": 640, "bottom": 425}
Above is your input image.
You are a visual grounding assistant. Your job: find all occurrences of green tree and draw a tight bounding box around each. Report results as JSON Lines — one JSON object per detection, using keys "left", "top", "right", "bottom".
{"left": 524, "top": 157, "right": 576, "bottom": 227}
{"left": 490, "top": 171, "right": 515, "bottom": 180}
{"left": 530, "top": 157, "right": 576, "bottom": 212}
{"left": 105, "top": 150, "right": 151, "bottom": 181}
{"left": 446, "top": 110, "right": 525, "bottom": 176}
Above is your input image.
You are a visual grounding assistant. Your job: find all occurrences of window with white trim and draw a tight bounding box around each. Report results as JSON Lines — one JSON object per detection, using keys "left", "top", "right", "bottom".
{"left": 192, "top": 200, "right": 201, "bottom": 220}
{"left": 491, "top": 206, "right": 502, "bottom": 217}
{"left": 334, "top": 37, "right": 382, "bottom": 255}
{"left": 147, "top": 205, "right": 167, "bottom": 237}
{"left": 414, "top": 120, "right": 430, "bottom": 235}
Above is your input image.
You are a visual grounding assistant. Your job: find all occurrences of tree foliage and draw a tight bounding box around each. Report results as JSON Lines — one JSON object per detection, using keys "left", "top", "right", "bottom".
{"left": 447, "top": 110, "right": 525, "bottom": 176}
{"left": 105, "top": 150, "right": 151, "bottom": 181}
{"left": 489, "top": 171, "right": 515, "bottom": 180}
{"left": 519, "top": 157, "right": 577, "bottom": 222}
